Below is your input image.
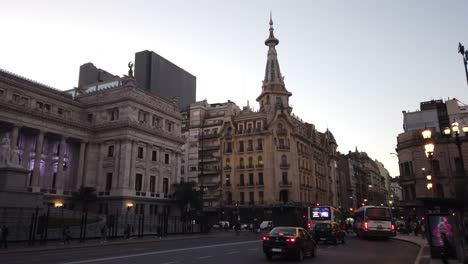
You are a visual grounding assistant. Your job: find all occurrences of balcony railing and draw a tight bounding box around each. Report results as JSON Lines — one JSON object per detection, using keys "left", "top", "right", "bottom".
{"left": 256, "top": 182, "right": 264, "bottom": 186}
{"left": 277, "top": 145, "right": 290, "bottom": 151}
{"left": 246, "top": 164, "right": 254, "bottom": 169}
{"left": 277, "top": 128, "right": 288, "bottom": 135}
{"left": 247, "top": 147, "right": 254, "bottom": 152}
{"left": 279, "top": 181, "right": 292, "bottom": 187}
{"left": 224, "top": 183, "right": 232, "bottom": 188}
{"left": 257, "top": 146, "right": 263, "bottom": 151}
{"left": 237, "top": 183, "right": 245, "bottom": 187}
{"left": 237, "top": 165, "right": 245, "bottom": 170}
{"left": 256, "top": 164, "right": 264, "bottom": 168}
{"left": 280, "top": 163, "right": 290, "bottom": 169}
{"left": 225, "top": 149, "right": 232, "bottom": 154}
{"left": 224, "top": 165, "right": 232, "bottom": 170}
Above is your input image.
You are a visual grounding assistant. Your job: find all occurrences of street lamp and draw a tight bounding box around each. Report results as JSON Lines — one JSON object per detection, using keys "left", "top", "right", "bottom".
{"left": 458, "top": 42, "right": 468, "bottom": 87}
{"left": 421, "top": 128, "right": 435, "bottom": 192}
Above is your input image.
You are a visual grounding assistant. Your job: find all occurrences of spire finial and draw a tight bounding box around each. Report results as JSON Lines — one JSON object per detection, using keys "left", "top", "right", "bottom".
{"left": 270, "top": 11, "right": 273, "bottom": 26}
{"left": 265, "top": 12, "right": 279, "bottom": 47}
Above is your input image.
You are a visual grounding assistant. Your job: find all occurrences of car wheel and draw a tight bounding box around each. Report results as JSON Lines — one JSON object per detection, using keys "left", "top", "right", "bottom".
{"left": 265, "top": 253, "right": 273, "bottom": 261}
{"left": 297, "top": 249, "right": 304, "bottom": 261}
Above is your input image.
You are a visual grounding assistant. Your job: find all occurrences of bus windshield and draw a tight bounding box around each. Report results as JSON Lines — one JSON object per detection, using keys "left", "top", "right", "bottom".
{"left": 366, "top": 208, "right": 392, "bottom": 220}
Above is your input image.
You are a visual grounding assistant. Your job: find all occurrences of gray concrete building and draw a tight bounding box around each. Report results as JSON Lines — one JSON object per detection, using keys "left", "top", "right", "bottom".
{"left": 135, "top": 50, "right": 196, "bottom": 111}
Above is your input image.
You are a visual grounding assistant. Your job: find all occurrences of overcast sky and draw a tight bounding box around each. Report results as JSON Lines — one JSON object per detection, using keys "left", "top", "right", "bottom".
{"left": 2, "top": 0, "right": 468, "bottom": 176}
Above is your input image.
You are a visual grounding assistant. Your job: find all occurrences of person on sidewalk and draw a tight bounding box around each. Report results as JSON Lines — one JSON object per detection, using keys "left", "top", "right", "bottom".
{"left": 1, "top": 225, "right": 9, "bottom": 249}
{"left": 63, "top": 225, "right": 71, "bottom": 245}
{"left": 441, "top": 232, "right": 454, "bottom": 264}
{"left": 420, "top": 223, "right": 426, "bottom": 240}
{"left": 100, "top": 224, "right": 108, "bottom": 243}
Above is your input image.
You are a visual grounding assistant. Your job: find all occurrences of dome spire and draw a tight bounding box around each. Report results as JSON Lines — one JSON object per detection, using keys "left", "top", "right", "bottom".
{"left": 265, "top": 12, "right": 279, "bottom": 47}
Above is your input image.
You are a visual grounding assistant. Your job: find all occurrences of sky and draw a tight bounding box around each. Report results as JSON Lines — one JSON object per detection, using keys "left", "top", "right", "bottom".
{"left": 2, "top": 0, "right": 468, "bottom": 176}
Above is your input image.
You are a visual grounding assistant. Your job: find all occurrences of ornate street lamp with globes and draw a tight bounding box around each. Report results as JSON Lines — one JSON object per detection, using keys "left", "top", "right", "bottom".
{"left": 422, "top": 128, "right": 435, "bottom": 192}
{"left": 443, "top": 122, "right": 468, "bottom": 200}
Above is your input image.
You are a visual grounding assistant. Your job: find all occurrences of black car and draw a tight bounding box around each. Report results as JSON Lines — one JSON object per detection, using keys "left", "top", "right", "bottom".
{"left": 262, "top": 226, "right": 317, "bottom": 261}
{"left": 314, "top": 222, "right": 345, "bottom": 244}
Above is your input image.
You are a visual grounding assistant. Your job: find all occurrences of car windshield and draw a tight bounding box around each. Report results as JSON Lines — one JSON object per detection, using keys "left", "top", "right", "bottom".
{"left": 315, "top": 223, "right": 331, "bottom": 229}
{"left": 270, "top": 227, "right": 295, "bottom": 236}
{"left": 367, "top": 208, "right": 392, "bottom": 220}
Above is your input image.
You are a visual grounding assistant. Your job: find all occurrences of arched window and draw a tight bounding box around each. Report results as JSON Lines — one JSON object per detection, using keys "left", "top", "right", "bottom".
{"left": 258, "top": 156, "right": 263, "bottom": 166}
{"left": 281, "top": 155, "right": 287, "bottom": 165}
{"left": 248, "top": 157, "right": 253, "bottom": 167}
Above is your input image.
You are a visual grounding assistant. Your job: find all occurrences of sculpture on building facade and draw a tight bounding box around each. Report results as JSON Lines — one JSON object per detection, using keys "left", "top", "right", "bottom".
{"left": 128, "top": 62, "right": 134, "bottom": 77}
{"left": 0, "top": 136, "right": 11, "bottom": 167}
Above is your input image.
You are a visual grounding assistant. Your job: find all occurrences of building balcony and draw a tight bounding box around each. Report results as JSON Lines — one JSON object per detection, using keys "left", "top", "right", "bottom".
{"left": 223, "top": 165, "right": 232, "bottom": 171}
{"left": 237, "top": 183, "right": 246, "bottom": 187}
{"left": 257, "top": 146, "right": 263, "bottom": 151}
{"left": 246, "top": 164, "right": 255, "bottom": 169}
{"left": 246, "top": 183, "right": 255, "bottom": 188}
{"left": 224, "top": 183, "right": 232, "bottom": 188}
{"left": 200, "top": 133, "right": 219, "bottom": 139}
{"left": 201, "top": 182, "right": 219, "bottom": 187}
{"left": 256, "top": 164, "right": 264, "bottom": 168}
{"left": 247, "top": 147, "right": 254, "bottom": 152}
{"left": 280, "top": 163, "right": 290, "bottom": 169}
{"left": 277, "top": 145, "right": 290, "bottom": 151}
{"left": 256, "top": 182, "right": 264, "bottom": 187}
{"left": 202, "top": 169, "right": 220, "bottom": 175}
{"left": 279, "top": 181, "right": 292, "bottom": 187}
{"left": 277, "top": 128, "right": 288, "bottom": 135}
{"left": 238, "top": 149, "right": 244, "bottom": 153}
{"left": 237, "top": 165, "right": 246, "bottom": 170}
{"left": 224, "top": 149, "right": 232, "bottom": 154}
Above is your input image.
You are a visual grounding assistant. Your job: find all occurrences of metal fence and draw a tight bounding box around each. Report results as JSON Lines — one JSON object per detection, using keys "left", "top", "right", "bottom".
{"left": 0, "top": 207, "right": 201, "bottom": 244}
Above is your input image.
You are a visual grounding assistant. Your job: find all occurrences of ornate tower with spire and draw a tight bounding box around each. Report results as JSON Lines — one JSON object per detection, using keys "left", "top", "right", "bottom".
{"left": 256, "top": 15, "right": 292, "bottom": 115}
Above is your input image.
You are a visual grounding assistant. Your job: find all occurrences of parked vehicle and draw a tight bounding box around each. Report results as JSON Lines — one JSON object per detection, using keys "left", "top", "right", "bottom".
{"left": 262, "top": 226, "right": 317, "bottom": 261}
{"left": 314, "top": 221, "right": 345, "bottom": 244}
{"left": 354, "top": 206, "right": 395, "bottom": 239}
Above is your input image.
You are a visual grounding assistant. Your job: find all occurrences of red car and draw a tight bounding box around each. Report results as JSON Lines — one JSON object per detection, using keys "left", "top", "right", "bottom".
{"left": 262, "top": 226, "right": 317, "bottom": 261}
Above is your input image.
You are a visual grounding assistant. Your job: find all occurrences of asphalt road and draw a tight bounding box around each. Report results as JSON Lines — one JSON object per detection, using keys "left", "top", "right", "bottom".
{"left": 1, "top": 233, "right": 419, "bottom": 264}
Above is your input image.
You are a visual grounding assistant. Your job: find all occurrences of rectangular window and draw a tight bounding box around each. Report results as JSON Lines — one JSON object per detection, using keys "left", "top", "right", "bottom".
{"left": 152, "top": 116, "right": 160, "bottom": 128}
{"left": 57, "top": 108, "right": 63, "bottom": 115}
{"left": 135, "top": 174, "right": 143, "bottom": 191}
{"left": 152, "top": 150, "right": 157, "bottom": 161}
{"left": 226, "top": 174, "right": 231, "bottom": 186}
{"left": 167, "top": 122, "right": 172, "bottom": 132}
{"left": 258, "top": 173, "right": 264, "bottom": 185}
{"left": 249, "top": 173, "right": 254, "bottom": 185}
{"left": 108, "top": 145, "right": 114, "bottom": 157}
{"left": 163, "top": 178, "right": 169, "bottom": 194}
{"left": 165, "top": 153, "right": 170, "bottom": 164}
{"left": 181, "top": 166, "right": 185, "bottom": 175}
{"left": 257, "top": 139, "right": 263, "bottom": 150}
{"left": 248, "top": 140, "right": 253, "bottom": 151}
{"left": 138, "top": 147, "right": 144, "bottom": 159}
{"left": 249, "top": 192, "right": 254, "bottom": 204}
{"left": 36, "top": 101, "right": 43, "bottom": 109}
{"left": 240, "top": 174, "right": 245, "bottom": 186}
{"left": 259, "top": 191, "right": 264, "bottom": 203}
{"left": 226, "top": 142, "right": 232, "bottom": 153}
{"left": 191, "top": 166, "right": 197, "bottom": 171}
{"left": 87, "top": 113, "right": 93, "bottom": 122}
{"left": 105, "top": 173, "right": 113, "bottom": 191}
{"left": 282, "top": 172, "right": 288, "bottom": 184}
{"left": 240, "top": 192, "right": 245, "bottom": 205}
{"left": 150, "top": 176, "right": 156, "bottom": 193}
{"left": 44, "top": 104, "right": 50, "bottom": 112}
{"left": 239, "top": 141, "right": 244, "bottom": 152}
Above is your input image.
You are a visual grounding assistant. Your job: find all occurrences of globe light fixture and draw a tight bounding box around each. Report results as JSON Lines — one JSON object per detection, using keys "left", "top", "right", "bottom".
{"left": 427, "top": 182, "right": 433, "bottom": 190}
{"left": 126, "top": 203, "right": 134, "bottom": 209}
{"left": 54, "top": 202, "right": 63, "bottom": 208}
{"left": 463, "top": 125, "right": 468, "bottom": 133}
{"left": 422, "top": 128, "right": 432, "bottom": 139}
{"left": 452, "top": 122, "right": 460, "bottom": 135}
{"left": 426, "top": 175, "right": 432, "bottom": 181}
{"left": 444, "top": 127, "right": 451, "bottom": 135}
{"left": 424, "top": 143, "right": 435, "bottom": 158}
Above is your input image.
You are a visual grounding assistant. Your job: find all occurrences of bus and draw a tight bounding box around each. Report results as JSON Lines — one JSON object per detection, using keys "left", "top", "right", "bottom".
{"left": 353, "top": 206, "right": 395, "bottom": 239}
{"left": 306, "top": 206, "right": 342, "bottom": 231}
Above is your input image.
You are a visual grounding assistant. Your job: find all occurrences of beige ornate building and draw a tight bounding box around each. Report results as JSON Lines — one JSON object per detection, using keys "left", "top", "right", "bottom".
{"left": 0, "top": 68, "right": 184, "bottom": 214}
{"left": 191, "top": 18, "right": 339, "bottom": 209}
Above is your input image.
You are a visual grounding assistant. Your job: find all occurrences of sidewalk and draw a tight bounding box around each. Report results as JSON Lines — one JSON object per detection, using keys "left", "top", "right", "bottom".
{"left": 0, "top": 230, "right": 258, "bottom": 254}
{"left": 393, "top": 234, "right": 458, "bottom": 264}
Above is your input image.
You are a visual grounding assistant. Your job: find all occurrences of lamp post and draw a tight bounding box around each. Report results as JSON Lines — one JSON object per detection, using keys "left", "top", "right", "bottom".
{"left": 126, "top": 203, "right": 133, "bottom": 224}
{"left": 458, "top": 43, "right": 468, "bottom": 87}
{"left": 443, "top": 122, "right": 468, "bottom": 200}
{"left": 422, "top": 128, "right": 435, "bottom": 194}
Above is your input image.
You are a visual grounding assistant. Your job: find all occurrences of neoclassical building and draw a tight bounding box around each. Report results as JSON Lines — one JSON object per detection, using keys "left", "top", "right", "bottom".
{"left": 217, "top": 19, "right": 339, "bottom": 208}
{"left": 0, "top": 68, "right": 184, "bottom": 214}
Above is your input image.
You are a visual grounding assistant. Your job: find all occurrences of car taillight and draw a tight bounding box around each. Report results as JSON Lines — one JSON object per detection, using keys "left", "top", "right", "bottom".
{"left": 262, "top": 236, "right": 270, "bottom": 241}
{"left": 307, "top": 220, "right": 312, "bottom": 229}
{"left": 391, "top": 224, "right": 395, "bottom": 231}
{"left": 364, "top": 222, "right": 368, "bottom": 231}
{"left": 286, "top": 237, "right": 296, "bottom": 243}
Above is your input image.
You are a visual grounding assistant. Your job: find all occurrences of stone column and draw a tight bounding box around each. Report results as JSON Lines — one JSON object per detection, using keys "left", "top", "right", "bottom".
{"left": 10, "top": 125, "right": 20, "bottom": 149}
{"left": 76, "top": 141, "right": 87, "bottom": 187}
{"left": 144, "top": 143, "right": 151, "bottom": 192}
{"left": 32, "top": 130, "right": 44, "bottom": 192}
{"left": 96, "top": 143, "right": 104, "bottom": 190}
{"left": 56, "top": 136, "right": 67, "bottom": 194}
{"left": 128, "top": 140, "right": 136, "bottom": 193}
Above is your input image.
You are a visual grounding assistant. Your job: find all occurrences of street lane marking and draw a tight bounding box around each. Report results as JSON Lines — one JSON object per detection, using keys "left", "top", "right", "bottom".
{"left": 227, "top": 251, "right": 239, "bottom": 254}
{"left": 62, "top": 240, "right": 260, "bottom": 264}
{"left": 198, "top": 256, "right": 212, "bottom": 259}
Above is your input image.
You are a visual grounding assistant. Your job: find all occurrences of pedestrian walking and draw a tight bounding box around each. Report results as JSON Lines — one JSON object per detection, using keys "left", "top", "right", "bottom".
{"left": 63, "top": 225, "right": 71, "bottom": 245}
{"left": 421, "top": 223, "right": 426, "bottom": 239}
{"left": 441, "top": 232, "right": 454, "bottom": 264}
{"left": 100, "top": 224, "right": 108, "bottom": 243}
{"left": 1, "top": 225, "right": 9, "bottom": 249}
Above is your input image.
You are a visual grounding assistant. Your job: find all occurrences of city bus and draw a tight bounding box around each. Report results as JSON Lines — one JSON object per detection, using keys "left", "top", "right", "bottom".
{"left": 306, "top": 206, "right": 342, "bottom": 231}
{"left": 353, "top": 206, "right": 395, "bottom": 239}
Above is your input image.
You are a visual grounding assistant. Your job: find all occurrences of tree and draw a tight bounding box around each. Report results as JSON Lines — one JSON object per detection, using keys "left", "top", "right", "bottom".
{"left": 171, "top": 181, "right": 202, "bottom": 221}
{"left": 72, "top": 186, "right": 97, "bottom": 212}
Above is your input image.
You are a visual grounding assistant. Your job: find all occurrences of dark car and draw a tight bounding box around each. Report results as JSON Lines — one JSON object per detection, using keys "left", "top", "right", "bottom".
{"left": 262, "top": 226, "right": 317, "bottom": 261}
{"left": 314, "top": 222, "right": 345, "bottom": 244}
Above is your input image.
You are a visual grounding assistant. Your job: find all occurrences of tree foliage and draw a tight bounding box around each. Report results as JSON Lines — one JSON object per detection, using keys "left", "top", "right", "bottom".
{"left": 171, "top": 181, "right": 202, "bottom": 214}
{"left": 72, "top": 186, "right": 97, "bottom": 212}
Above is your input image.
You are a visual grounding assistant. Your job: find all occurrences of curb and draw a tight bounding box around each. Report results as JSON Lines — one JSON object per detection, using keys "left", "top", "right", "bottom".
{"left": 391, "top": 237, "right": 425, "bottom": 264}
{"left": 0, "top": 234, "right": 223, "bottom": 255}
